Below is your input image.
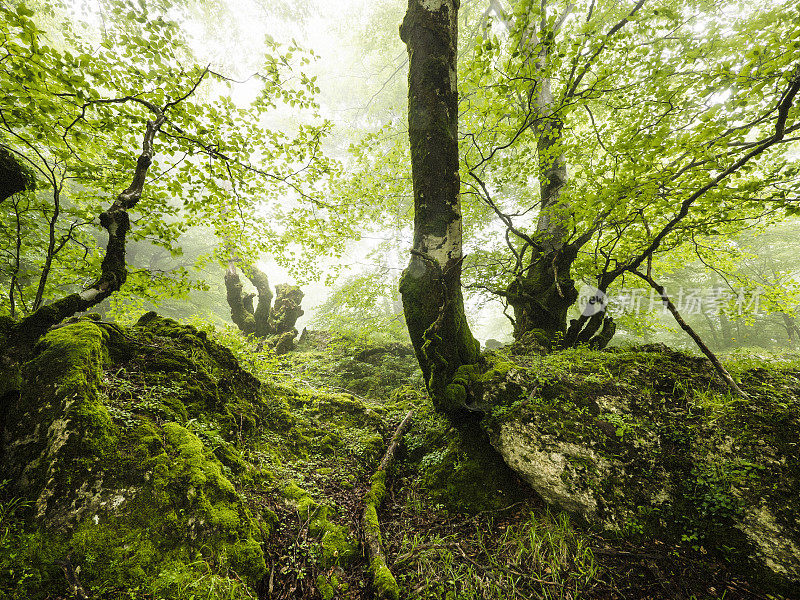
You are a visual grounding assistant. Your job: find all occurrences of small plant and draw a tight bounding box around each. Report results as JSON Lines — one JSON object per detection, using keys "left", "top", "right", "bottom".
{"left": 599, "top": 412, "right": 634, "bottom": 441}
{"left": 0, "top": 480, "right": 30, "bottom": 549}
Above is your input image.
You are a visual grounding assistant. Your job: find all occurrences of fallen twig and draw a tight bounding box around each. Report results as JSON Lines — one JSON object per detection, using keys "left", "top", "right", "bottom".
{"left": 362, "top": 410, "right": 414, "bottom": 600}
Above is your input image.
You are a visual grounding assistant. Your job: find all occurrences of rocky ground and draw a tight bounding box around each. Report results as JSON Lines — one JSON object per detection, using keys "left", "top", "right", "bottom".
{"left": 0, "top": 313, "right": 797, "bottom": 599}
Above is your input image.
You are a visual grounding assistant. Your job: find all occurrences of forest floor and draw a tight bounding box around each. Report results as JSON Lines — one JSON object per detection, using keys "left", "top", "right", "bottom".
{"left": 0, "top": 315, "right": 796, "bottom": 600}
{"left": 247, "top": 330, "right": 794, "bottom": 600}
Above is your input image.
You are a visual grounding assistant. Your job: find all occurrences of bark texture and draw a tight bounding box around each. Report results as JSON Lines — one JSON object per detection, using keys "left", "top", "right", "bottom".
{"left": 399, "top": 0, "right": 481, "bottom": 415}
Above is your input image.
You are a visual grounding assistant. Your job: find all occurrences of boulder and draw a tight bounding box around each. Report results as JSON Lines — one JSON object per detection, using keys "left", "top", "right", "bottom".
{"left": 478, "top": 346, "right": 800, "bottom": 594}
{"left": 0, "top": 314, "right": 270, "bottom": 595}
{"left": 0, "top": 313, "right": 391, "bottom": 598}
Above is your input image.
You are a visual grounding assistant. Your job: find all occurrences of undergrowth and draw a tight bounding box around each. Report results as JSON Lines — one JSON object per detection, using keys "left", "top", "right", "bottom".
{"left": 393, "top": 510, "right": 598, "bottom": 600}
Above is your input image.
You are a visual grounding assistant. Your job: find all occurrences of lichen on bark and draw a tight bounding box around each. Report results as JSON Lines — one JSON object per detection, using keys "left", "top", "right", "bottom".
{"left": 399, "top": 0, "right": 480, "bottom": 416}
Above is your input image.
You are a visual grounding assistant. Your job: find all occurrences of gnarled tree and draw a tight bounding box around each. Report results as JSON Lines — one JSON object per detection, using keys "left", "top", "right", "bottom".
{"left": 224, "top": 261, "right": 304, "bottom": 354}
{"left": 5, "top": 100, "right": 169, "bottom": 349}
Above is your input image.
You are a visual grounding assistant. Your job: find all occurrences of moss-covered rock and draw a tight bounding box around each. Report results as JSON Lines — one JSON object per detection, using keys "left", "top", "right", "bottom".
{"left": 0, "top": 315, "right": 272, "bottom": 598}
{"left": 480, "top": 345, "right": 800, "bottom": 594}
{"left": 0, "top": 313, "right": 397, "bottom": 598}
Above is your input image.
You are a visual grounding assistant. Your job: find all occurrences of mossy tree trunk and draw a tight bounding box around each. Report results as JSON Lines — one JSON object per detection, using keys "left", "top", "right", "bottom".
{"left": 224, "top": 262, "right": 304, "bottom": 354}
{"left": 6, "top": 110, "right": 167, "bottom": 349}
{"left": 225, "top": 260, "right": 273, "bottom": 337}
{"left": 507, "top": 236, "right": 594, "bottom": 348}
{"left": 502, "top": 5, "right": 610, "bottom": 349}
{"left": 399, "top": 0, "right": 481, "bottom": 416}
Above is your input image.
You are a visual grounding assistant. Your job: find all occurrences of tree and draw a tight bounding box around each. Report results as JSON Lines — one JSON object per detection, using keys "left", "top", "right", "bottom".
{"left": 399, "top": 0, "right": 481, "bottom": 415}
{"left": 224, "top": 261, "right": 304, "bottom": 354}
{"left": 397, "top": 0, "right": 800, "bottom": 411}
{"left": 460, "top": 0, "right": 800, "bottom": 349}
{"left": 0, "top": 1, "right": 336, "bottom": 347}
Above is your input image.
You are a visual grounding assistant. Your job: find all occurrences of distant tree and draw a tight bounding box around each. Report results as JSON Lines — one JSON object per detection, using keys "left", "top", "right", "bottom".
{"left": 224, "top": 261, "right": 304, "bottom": 353}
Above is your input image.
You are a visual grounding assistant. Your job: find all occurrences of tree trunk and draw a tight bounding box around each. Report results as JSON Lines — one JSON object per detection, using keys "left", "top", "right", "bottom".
{"left": 399, "top": 0, "right": 481, "bottom": 416}
{"left": 504, "top": 7, "right": 593, "bottom": 348}
{"left": 780, "top": 313, "right": 800, "bottom": 347}
{"left": 249, "top": 267, "right": 273, "bottom": 338}
{"left": 0, "top": 147, "right": 29, "bottom": 204}
{"left": 224, "top": 262, "right": 304, "bottom": 354}
{"left": 225, "top": 261, "right": 258, "bottom": 336}
{"left": 507, "top": 240, "right": 580, "bottom": 346}
{"left": 6, "top": 114, "right": 165, "bottom": 348}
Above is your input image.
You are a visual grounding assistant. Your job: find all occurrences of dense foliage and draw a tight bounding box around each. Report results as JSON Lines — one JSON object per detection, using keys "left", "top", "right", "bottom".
{"left": 0, "top": 1, "right": 799, "bottom": 597}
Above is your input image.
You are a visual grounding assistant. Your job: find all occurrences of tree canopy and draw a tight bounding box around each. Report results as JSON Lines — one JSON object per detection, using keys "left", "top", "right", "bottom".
{"left": 0, "top": 0, "right": 798, "bottom": 371}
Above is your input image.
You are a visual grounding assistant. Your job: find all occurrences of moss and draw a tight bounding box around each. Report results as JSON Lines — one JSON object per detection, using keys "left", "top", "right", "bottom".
{"left": 443, "top": 382, "right": 467, "bottom": 412}
{"left": 1, "top": 321, "right": 120, "bottom": 526}
{"left": 418, "top": 422, "right": 529, "bottom": 513}
{"left": 369, "top": 557, "right": 400, "bottom": 600}
{"left": 399, "top": 254, "right": 480, "bottom": 416}
{"left": 316, "top": 573, "right": 336, "bottom": 600}
{"left": 481, "top": 344, "right": 800, "bottom": 591}
{"left": 0, "top": 316, "right": 286, "bottom": 597}
{"left": 282, "top": 481, "right": 357, "bottom": 568}
{"left": 365, "top": 469, "right": 387, "bottom": 506}
{"left": 320, "top": 522, "right": 358, "bottom": 567}
{"left": 0, "top": 312, "right": 419, "bottom": 597}
{"left": 363, "top": 514, "right": 381, "bottom": 551}
{"left": 228, "top": 539, "right": 267, "bottom": 581}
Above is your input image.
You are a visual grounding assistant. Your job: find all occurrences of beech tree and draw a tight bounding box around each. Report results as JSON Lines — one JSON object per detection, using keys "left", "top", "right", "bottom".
{"left": 398, "top": 0, "right": 800, "bottom": 411}
{"left": 0, "top": 1, "right": 337, "bottom": 348}
{"left": 224, "top": 261, "right": 304, "bottom": 354}
{"left": 461, "top": 0, "right": 800, "bottom": 349}
{"left": 399, "top": 0, "right": 481, "bottom": 415}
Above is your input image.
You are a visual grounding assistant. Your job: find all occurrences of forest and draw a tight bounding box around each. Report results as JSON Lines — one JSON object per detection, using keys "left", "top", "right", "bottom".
{"left": 0, "top": 0, "right": 799, "bottom": 598}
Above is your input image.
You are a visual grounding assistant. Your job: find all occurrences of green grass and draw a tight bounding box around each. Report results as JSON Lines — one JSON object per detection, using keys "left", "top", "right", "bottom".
{"left": 394, "top": 510, "right": 598, "bottom": 600}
